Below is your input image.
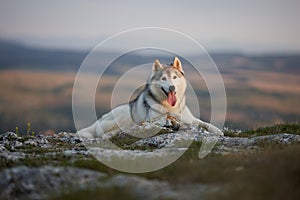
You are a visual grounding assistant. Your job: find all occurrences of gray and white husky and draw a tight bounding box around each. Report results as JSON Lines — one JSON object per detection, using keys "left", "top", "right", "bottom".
{"left": 78, "top": 57, "right": 223, "bottom": 138}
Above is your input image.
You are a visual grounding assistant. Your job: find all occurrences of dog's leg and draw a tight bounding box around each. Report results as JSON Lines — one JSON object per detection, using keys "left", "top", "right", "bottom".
{"left": 181, "top": 106, "right": 223, "bottom": 136}
{"left": 77, "top": 117, "right": 119, "bottom": 138}
{"left": 77, "top": 105, "right": 133, "bottom": 138}
{"left": 77, "top": 122, "right": 97, "bottom": 138}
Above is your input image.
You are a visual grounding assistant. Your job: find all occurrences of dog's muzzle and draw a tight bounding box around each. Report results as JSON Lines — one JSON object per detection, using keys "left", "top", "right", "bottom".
{"left": 161, "top": 85, "right": 176, "bottom": 96}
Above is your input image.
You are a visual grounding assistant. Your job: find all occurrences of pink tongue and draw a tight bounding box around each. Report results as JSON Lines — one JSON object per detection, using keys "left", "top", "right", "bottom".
{"left": 167, "top": 92, "right": 177, "bottom": 107}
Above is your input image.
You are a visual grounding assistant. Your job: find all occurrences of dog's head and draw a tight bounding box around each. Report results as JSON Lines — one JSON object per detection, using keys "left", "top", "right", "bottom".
{"left": 148, "top": 57, "right": 186, "bottom": 108}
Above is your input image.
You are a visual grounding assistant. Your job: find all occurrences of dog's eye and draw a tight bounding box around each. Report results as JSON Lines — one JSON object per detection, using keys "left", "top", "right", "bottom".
{"left": 161, "top": 77, "right": 167, "bottom": 81}
{"left": 173, "top": 76, "right": 177, "bottom": 79}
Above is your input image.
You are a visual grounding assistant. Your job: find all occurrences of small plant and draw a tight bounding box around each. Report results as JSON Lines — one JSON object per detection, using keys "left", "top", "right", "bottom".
{"left": 15, "top": 127, "right": 19, "bottom": 136}
{"left": 26, "top": 122, "right": 31, "bottom": 135}
{"left": 32, "top": 131, "right": 35, "bottom": 136}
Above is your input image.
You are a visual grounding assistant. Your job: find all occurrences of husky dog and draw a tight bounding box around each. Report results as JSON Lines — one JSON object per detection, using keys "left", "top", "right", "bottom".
{"left": 78, "top": 57, "right": 223, "bottom": 138}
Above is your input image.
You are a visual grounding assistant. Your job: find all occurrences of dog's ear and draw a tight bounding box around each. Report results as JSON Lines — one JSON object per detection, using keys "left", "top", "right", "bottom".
{"left": 152, "top": 59, "right": 163, "bottom": 72}
{"left": 173, "top": 57, "right": 184, "bottom": 75}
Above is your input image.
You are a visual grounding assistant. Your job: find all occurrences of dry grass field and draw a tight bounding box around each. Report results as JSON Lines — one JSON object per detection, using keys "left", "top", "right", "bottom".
{"left": 0, "top": 67, "right": 299, "bottom": 133}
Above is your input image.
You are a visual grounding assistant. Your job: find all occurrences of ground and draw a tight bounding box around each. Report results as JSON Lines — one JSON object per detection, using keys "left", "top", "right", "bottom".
{"left": 1, "top": 123, "right": 300, "bottom": 200}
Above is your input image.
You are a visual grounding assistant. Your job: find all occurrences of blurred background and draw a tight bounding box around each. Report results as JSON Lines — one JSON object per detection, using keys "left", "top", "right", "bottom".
{"left": 0, "top": 0, "right": 299, "bottom": 133}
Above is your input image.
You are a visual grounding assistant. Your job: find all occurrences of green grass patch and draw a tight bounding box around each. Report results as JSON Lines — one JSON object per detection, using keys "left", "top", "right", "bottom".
{"left": 109, "top": 128, "right": 177, "bottom": 151}
{"left": 72, "top": 159, "right": 118, "bottom": 176}
{"left": 139, "top": 140, "right": 253, "bottom": 183}
{"left": 109, "top": 133, "right": 140, "bottom": 148}
{"left": 224, "top": 123, "right": 300, "bottom": 137}
{"left": 20, "top": 154, "right": 69, "bottom": 167}
{"left": 50, "top": 187, "right": 139, "bottom": 200}
{"left": 207, "top": 144, "right": 300, "bottom": 200}
{"left": 139, "top": 141, "right": 300, "bottom": 186}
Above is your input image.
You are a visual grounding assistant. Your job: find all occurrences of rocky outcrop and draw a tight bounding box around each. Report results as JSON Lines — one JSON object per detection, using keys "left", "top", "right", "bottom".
{"left": 1, "top": 126, "right": 300, "bottom": 200}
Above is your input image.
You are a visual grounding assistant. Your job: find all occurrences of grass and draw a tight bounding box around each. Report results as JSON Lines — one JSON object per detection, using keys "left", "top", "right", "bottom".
{"left": 50, "top": 187, "right": 139, "bottom": 200}
{"left": 109, "top": 127, "right": 178, "bottom": 151}
{"left": 51, "top": 141, "right": 300, "bottom": 200}
{"left": 138, "top": 141, "right": 250, "bottom": 183}
{"left": 224, "top": 123, "right": 300, "bottom": 137}
{"left": 207, "top": 144, "right": 300, "bottom": 200}
{"left": 72, "top": 159, "right": 118, "bottom": 176}
{"left": 109, "top": 133, "right": 141, "bottom": 149}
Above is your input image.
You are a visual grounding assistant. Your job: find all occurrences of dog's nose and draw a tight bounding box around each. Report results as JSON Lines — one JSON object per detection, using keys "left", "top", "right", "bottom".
{"left": 169, "top": 85, "right": 175, "bottom": 92}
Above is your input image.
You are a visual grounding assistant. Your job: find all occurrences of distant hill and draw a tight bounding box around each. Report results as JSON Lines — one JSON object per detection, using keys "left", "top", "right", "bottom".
{"left": 0, "top": 39, "right": 299, "bottom": 132}
{"left": 0, "top": 40, "right": 174, "bottom": 74}
{"left": 0, "top": 40, "right": 87, "bottom": 71}
{"left": 0, "top": 39, "right": 300, "bottom": 74}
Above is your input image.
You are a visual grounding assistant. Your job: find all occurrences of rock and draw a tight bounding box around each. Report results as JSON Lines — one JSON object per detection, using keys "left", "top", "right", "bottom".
{"left": 213, "top": 133, "right": 300, "bottom": 155}
{"left": 0, "top": 165, "right": 211, "bottom": 200}
{"left": 57, "top": 132, "right": 82, "bottom": 145}
{"left": 0, "top": 131, "right": 87, "bottom": 162}
{"left": 213, "top": 137, "right": 261, "bottom": 155}
{"left": 24, "top": 138, "right": 38, "bottom": 146}
{"left": 106, "top": 174, "right": 178, "bottom": 200}
{"left": 0, "top": 144, "right": 25, "bottom": 162}
{"left": 131, "top": 130, "right": 198, "bottom": 149}
{"left": 1, "top": 126, "right": 300, "bottom": 163}
{"left": 105, "top": 174, "right": 213, "bottom": 200}
{"left": 0, "top": 132, "right": 18, "bottom": 142}
{"left": 0, "top": 132, "right": 22, "bottom": 151}
{"left": 0, "top": 166, "right": 107, "bottom": 200}
{"left": 253, "top": 133, "right": 300, "bottom": 145}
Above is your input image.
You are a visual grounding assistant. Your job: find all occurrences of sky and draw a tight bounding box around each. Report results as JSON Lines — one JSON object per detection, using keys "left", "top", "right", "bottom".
{"left": 0, "top": 0, "right": 299, "bottom": 54}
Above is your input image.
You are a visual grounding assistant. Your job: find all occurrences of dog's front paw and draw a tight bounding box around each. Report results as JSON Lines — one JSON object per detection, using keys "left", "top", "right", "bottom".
{"left": 77, "top": 130, "right": 94, "bottom": 138}
{"left": 208, "top": 125, "right": 224, "bottom": 136}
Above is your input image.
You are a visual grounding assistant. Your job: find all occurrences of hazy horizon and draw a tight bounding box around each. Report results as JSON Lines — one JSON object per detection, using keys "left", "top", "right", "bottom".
{"left": 0, "top": 0, "right": 299, "bottom": 54}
